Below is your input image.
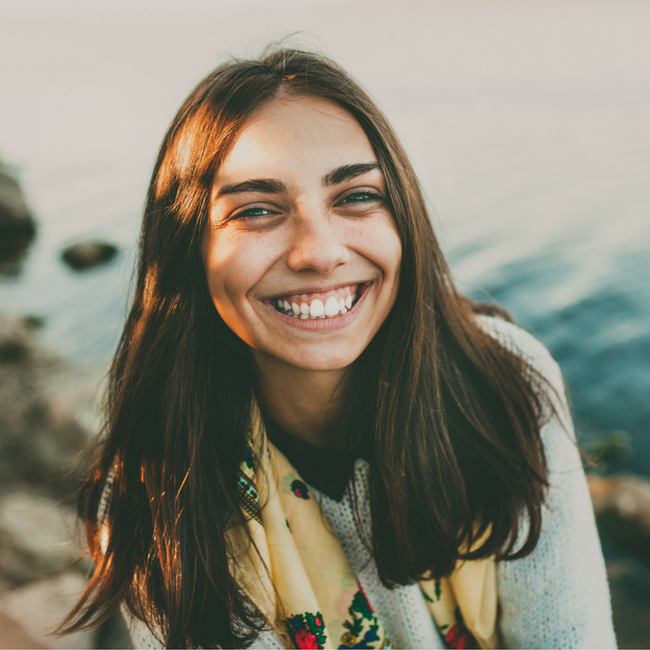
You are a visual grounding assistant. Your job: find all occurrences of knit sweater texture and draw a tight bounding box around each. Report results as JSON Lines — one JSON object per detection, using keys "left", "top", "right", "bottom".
{"left": 128, "top": 316, "right": 617, "bottom": 649}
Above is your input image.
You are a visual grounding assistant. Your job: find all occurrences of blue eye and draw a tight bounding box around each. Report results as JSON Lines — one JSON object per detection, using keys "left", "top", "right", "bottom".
{"left": 338, "top": 191, "right": 382, "bottom": 205}
{"left": 232, "top": 206, "right": 276, "bottom": 220}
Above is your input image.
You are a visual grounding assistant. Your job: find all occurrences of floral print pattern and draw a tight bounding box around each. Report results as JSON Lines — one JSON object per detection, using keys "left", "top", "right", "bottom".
{"left": 440, "top": 607, "right": 478, "bottom": 650}
{"left": 291, "top": 478, "right": 310, "bottom": 500}
{"left": 235, "top": 416, "right": 496, "bottom": 650}
{"left": 286, "top": 612, "right": 327, "bottom": 649}
{"left": 339, "top": 584, "right": 391, "bottom": 649}
{"left": 420, "top": 579, "right": 442, "bottom": 603}
{"left": 237, "top": 443, "right": 262, "bottom": 525}
{"left": 242, "top": 443, "right": 255, "bottom": 470}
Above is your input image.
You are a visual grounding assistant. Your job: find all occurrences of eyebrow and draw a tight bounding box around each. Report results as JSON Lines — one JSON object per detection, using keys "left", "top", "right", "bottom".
{"left": 214, "top": 162, "right": 380, "bottom": 199}
{"left": 216, "top": 178, "right": 286, "bottom": 198}
{"left": 322, "top": 162, "right": 380, "bottom": 187}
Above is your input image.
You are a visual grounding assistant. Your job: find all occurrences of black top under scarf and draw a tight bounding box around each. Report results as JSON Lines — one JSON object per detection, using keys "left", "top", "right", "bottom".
{"left": 267, "top": 423, "right": 369, "bottom": 502}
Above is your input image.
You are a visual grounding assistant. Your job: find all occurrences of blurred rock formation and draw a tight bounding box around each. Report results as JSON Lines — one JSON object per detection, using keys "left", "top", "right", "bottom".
{"left": 61, "top": 241, "right": 118, "bottom": 271}
{"left": 0, "top": 314, "right": 99, "bottom": 647}
{"left": 588, "top": 472, "right": 650, "bottom": 647}
{"left": 0, "top": 165, "right": 36, "bottom": 269}
{"left": 0, "top": 316, "right": 88, "bottom": 497}
{"left": 589, "top": 473, "right": 650, "bottom": 564}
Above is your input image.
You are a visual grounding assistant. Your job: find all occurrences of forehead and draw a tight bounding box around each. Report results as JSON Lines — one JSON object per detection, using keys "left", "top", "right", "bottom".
{"left": 216, "top": 96, "right": 377, "bottom": 185}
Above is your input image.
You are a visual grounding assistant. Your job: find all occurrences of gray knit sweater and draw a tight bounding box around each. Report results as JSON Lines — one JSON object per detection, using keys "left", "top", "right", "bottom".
{"left": 129, "top": 316, "right": 617, "bottom": 649}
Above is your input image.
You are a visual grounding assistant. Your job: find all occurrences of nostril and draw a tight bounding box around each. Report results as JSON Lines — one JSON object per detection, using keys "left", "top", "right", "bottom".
{"left": 286, "top": 238, "right": 349, "bottom": 274}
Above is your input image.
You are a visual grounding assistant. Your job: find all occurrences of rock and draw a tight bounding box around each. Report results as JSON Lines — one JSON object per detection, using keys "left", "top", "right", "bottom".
{"left": 584, "top": 430, "right": 632, "bottom": 465}
{"left": 0, "top": 166, "right": 36, "bottom": 265}
{"left": 61, "top": 242, "right": 118, "bottom": 271}
{"left": 588, "top": 473, "right": 650, "bottom": 563}
{"left": 0, "top": 492, "right": 83, "bottom": 585}
{"left": 607, "top": 556, "right": 650, "bottom": 649}
{"left": 0, "top": 315, "right": 88, "bottom": 497}
{"left": 0, "top": 573, "right": 97, "bottom": 649}
{"left": 0, "top": 315, "right": 36, "bottom": 363}
{"left": 0, "top": 168, "right": 33, "bottom": 228}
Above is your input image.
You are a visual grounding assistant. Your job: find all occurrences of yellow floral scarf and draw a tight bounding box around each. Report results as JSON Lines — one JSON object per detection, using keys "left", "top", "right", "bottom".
{"left": 231, "top": 403, "right": 500, "bottom": 650}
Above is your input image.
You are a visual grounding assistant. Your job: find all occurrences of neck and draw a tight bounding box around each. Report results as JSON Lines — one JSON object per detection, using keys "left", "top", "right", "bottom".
{"left": 252, "top": 352, "right": 352, "bottom": 450}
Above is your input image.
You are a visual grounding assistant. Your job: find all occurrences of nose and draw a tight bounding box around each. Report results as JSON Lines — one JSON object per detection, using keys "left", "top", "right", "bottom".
{"left": 286, "top": 211, "right": 350, "bottom": 274}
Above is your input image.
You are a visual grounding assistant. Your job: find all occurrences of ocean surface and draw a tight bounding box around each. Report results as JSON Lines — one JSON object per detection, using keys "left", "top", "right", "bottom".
{"left": 1, "top": 0, "right": 649, "bottom": 474}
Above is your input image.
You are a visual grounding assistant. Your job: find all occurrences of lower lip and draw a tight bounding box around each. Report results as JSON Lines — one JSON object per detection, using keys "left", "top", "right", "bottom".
{"left": 262, "top": 283, "right": 372, "bottom": 330}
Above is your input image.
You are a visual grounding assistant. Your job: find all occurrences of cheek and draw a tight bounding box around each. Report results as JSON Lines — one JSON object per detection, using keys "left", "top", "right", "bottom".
{"left": 202, "top": 231, "right": 267, "bottom": 313}
{"left": 355, "top": 217, "right": 402, "bottom": 281}
{"left": 380, "top": 237, "right": 402, "bottom": 309}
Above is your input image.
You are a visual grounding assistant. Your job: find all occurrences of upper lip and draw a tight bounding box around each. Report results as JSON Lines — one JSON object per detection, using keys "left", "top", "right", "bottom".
{"left": 263, "top": 281, "right": 371, "bottom": 302}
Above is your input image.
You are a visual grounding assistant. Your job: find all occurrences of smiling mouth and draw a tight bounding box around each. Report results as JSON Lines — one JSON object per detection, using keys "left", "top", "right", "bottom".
{"left": 269, "top": 283, "right": 366, "bottom": 320}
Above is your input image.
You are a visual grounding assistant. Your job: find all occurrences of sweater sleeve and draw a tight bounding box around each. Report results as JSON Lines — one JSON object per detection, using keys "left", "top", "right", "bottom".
{"left": 477, "top": 316, "right": 617, "bottom": 649}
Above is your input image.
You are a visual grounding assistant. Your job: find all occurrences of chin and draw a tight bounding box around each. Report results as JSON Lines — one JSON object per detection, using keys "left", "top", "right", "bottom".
{"left": 281, "top": 348, "right": 359, "bottom": 372}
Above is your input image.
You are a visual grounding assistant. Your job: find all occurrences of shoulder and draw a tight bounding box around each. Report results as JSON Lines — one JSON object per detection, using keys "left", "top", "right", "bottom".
{"left": 474, "top": 315, "right": 568, "bottom": 424}
{"left": 474, "top": 314, "right": 563, "bottom": 391}
{"left": 480, "top": 319, "right": 617, "bottom": 646}
{"left": 474, "top": 314, "right": 548, "bottom": 360}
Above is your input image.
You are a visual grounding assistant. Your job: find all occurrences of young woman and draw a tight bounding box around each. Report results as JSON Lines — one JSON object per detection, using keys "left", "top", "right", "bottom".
{"left": 60, "top": 47, "right": 616, "bottom": 649}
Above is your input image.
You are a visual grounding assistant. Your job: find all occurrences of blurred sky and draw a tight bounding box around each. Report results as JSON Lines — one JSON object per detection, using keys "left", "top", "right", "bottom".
{"left": 0, "top": 0, "right": 347, "bottom": 13}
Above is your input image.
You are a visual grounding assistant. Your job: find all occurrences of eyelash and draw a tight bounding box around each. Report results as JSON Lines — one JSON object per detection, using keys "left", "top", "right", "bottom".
{"left": 337, "top": 190, "right": 382, "bottom": 206}
{"left": 230, "top": 190, "right": 383, "bottom": 220}
{"left": 233, "top": 206, "right": 276, "bottom": 219}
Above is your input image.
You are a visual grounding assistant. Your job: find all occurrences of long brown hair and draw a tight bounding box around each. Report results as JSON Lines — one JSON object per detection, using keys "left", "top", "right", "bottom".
{"left": 59, "top": 46, "right": 552, "bottom": 648}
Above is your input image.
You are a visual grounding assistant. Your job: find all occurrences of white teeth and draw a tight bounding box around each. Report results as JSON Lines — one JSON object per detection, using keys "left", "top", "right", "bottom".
{"left": 275, "top": 287, "right": 361, "bottom": 320}
{"left": 325, "top": 296, "right": 339, "bottom": 317}
{"left": 309, "top": 299, "right": 325, "bottom": 317}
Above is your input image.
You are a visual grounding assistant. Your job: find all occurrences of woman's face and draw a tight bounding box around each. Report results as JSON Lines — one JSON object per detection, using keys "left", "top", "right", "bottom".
{"left": 201, "top": 96, "right": 402, "bottom": 372}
